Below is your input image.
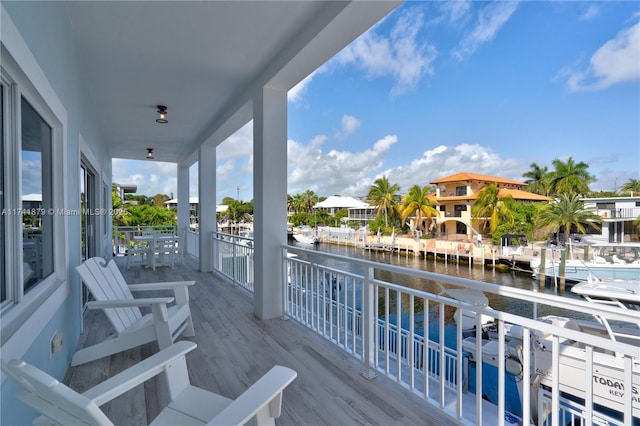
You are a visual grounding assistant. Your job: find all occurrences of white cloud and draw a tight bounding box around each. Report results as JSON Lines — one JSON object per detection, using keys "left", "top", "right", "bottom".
{"left": 452, "top": 2, "right": 519, "bottom": 61}
{"left": 579, "top": 5, "right": 599, "bottom": 21}
{"left": 21, "top": 158, "right": 42, "bottom": 195}
{"left": 337, "top": 115, "right": 361, "bottom": 139}
{"left": 377, "top": 144, "right": 523, "bottom": 193}
{"left": 566, "top": 20, "right": 640, "bottom": 91}
{"left": 217, "top": 122, "right": 253, "bottom": 160}
{"left": 113, "top": 159, "right": 178, "bottom": 197}
{"left": 334, "top": 10, "right": 437, "bottom": 96}
{"left": 287, "top": 134, "right": 397, "bottom": 196}
{"left": 288, "top": 67, "right": 326, "bottom": 103}
{"left": 440, "top": 0, "right": 471, "bottom": 25}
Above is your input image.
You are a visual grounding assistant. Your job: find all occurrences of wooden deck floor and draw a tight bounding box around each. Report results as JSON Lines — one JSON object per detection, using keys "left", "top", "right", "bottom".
{"left": 65, "top": 256, "right": 456, "bottom": 425}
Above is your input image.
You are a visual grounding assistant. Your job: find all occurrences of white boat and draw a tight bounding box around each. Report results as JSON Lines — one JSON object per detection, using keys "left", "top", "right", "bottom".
{"left": 292, "top": 233, "right": 320, "bottom": 245}
{"left": 530, "top": 243, "right": 640, "bottom": 282}
{"left": 462, "top": 278, "right": 640, "bottom": 424}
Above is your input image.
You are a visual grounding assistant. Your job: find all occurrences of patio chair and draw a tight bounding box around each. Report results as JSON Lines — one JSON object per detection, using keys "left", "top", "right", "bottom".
{"left": 150, "top": 234, "right": 176, "bottom": 271}
{"left": 2, "top": 341, "right": 297, "bottom": 426}
{"left": 72, "top": 257, "right": 195, "bottom": 366}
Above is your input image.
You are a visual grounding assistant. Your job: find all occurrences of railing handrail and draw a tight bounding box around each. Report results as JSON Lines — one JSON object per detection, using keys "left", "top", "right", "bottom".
{"left": 286, "top": 245, "right": 639, "bottom": 325}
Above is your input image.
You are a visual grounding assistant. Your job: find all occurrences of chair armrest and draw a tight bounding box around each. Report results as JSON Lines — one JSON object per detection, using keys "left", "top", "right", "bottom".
{"left": 128, "top": 281, "right": 195, "bottom": 291}
{"left": 208, "top": 366, "right": 297, "bottom": 426}
{"left": 82, "top": 341, "right": 197, "bottom": 406}
{"left": 85, "top": 297, "right": 174, "bottom": 309}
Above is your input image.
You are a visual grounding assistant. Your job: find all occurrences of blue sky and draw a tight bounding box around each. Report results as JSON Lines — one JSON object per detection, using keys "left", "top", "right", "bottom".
{"left": 112, "top": 1, "right": 640, "bottom": 203}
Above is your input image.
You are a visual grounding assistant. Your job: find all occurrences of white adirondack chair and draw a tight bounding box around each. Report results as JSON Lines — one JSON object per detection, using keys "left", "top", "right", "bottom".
{"left": 2, "top": 341, "right": 297, "bottom": 426}
{"left": 73, "top": 257, "right": 195, "bottom": 366}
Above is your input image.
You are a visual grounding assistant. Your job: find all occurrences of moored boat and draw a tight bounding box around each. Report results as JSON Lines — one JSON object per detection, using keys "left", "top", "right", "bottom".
{"left": 530, "top": 243, "right": 640, "bottom": 283}
{"left": 292, "top": 233, "right": 320, "bottom": 245}
{"left": 462, "top": 277, "right": 640, "bottom": 424}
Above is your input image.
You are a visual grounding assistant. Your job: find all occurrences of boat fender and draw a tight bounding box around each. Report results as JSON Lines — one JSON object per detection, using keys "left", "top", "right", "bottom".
{"left": 505, "top": 355, "right": 523, "bottom": 377}
{"left": 509, "top": 324, "right": 523, "bottom": 339}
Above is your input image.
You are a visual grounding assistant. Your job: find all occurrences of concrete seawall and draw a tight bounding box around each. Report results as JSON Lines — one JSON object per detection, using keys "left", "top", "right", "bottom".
{"left": 315, "top": 232, "right": 539, "bottom": 271}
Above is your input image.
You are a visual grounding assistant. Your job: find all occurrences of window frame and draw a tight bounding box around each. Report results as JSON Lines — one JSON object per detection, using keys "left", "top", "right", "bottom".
{"left": 0, "top": 48, "right": 66, "bottom": 335}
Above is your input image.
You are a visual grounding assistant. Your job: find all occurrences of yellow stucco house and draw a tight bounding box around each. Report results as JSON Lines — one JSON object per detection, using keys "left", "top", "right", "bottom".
{"left": 429, "top": 172, "right": 550, "bottom": 240}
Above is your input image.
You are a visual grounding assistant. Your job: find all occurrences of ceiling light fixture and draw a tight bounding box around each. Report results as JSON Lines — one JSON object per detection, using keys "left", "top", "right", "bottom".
{"left": 155, "top": 105, "right": 168, "bottom": 124}
{"left": 146, "top": 148, "right": 154, "bottom": 159}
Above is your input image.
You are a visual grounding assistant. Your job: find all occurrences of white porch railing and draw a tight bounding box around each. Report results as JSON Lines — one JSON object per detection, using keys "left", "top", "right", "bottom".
{"left": 283, "top": 246, "right": 639, "bottom": 426}
{"left": 185, "top": 227, "right": 199, "bottom": 258}
{"left": 204, "top": 235, "right": 638, "bottom": 424}
{"left": 212, "top": 231, "right": 254, "bottom": 292}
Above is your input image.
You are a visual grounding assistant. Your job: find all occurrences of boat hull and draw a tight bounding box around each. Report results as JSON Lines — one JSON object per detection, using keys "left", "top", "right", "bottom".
{"left": 531, "top": 259, "right": 640, "bottom": 282}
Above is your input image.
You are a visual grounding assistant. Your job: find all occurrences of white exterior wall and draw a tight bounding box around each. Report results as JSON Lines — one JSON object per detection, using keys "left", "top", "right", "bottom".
{"left": 1, "top": 4, "right": 111, "bottom": 424}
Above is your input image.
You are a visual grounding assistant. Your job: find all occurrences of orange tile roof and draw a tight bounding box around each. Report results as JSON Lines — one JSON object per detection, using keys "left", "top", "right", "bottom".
{"left": 430, "top": 172, "right": 525, "bottom": 186}
{"left": 496, "top": 188, "right": 551, "bottom": 201}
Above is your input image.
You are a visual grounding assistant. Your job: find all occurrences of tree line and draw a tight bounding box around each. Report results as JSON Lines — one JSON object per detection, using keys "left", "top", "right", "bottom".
{"left": 112, "top": 155, "right": 640, "bottom": 244}
{"left": 289, "top": 156, "right": 639, "bottom": 244}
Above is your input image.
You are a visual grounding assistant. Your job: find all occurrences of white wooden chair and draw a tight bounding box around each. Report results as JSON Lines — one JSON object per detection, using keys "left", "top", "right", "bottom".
{"left": 150, "top": 235, "right": 176, "bottom": 271}
{"left": 126, "top": 229, "right": 151, "bottom": 269}
{"left": 73, "top": 257, "right": 195, "bottom": 366}
{"left": 2, "top": 341, "right": 297, "bottom": 426}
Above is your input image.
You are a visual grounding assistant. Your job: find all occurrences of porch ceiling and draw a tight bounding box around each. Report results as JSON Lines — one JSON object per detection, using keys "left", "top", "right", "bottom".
{"left": 65, "top": 1, "right": 400, "bottom": 164}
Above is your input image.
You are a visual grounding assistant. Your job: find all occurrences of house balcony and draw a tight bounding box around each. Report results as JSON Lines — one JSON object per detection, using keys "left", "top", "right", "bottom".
{"left": 442, "top": 211, "right": 463, "bottom": 218}
{"left": 66, "top": 231, "right": 639, "bottom": 425}
{"left": 67, "top": 254, "right": 454, "bottom": 426}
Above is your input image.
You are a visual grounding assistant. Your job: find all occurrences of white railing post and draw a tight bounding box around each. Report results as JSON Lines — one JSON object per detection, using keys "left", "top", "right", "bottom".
{"left": 281, "top": 247, "right": 289, "bottom": 320}
{"left": 361, "top": 266, "right": 377, "bottom": 380}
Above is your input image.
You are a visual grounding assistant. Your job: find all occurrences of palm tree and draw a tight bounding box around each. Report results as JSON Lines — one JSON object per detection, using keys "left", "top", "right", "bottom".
{"left": 522, "top": 162, "right": 550, "bottom": 196}
{"left": 300, "top": 190, "right": 319, "bottom": 213}
{"left": 367, "top": 176, "right": 400, "bottom": 228}
{"left": 535, "top": 194, "right": 602, "bottom": 253}
{"left": 620, "top": 179, "right": 640, "bottom": 196}
{"left": 548, "top": 157, "right": 595, "bottom": 197}
{"left": 289, "top": 193, "right": 305, "bottom": 213}
{"left": 471, "top": 183, "right": 515, "bottom": 234}
{"left": 399, "top": 185, "right": 439, "bottom": 234}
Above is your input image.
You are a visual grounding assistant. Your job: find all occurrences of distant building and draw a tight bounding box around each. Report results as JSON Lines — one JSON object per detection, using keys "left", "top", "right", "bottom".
{"left": 581, "top": 196, "right": 640, "bottom": 243}
{"left": 430, "top": 172, "right": 551, "bottom": 240}
{"left": 314, "top": 195, "right": 369, "bottom": 215}
{"left": 113, "top": 183, "right": 137, "bottom": 203}
{"left": 21, "top": 193, "right": 42, "bottom": 210}
{"left": 312, "top": 195, "right": 376, "bottom": 225}
{"left": 164, "top": 197, "right": 229, "bottom": 225}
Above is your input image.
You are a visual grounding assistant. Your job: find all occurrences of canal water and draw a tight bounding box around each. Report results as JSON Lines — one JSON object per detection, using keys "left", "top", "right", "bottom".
{"left": 293, "top": 240, "right": 588, "bottom": 320}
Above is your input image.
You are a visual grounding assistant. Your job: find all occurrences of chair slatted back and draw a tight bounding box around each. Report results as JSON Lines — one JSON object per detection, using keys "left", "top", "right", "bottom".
{"left": 1, "top": 360, "right": 112, "bottom": 425}
{"left": 76, "top": 257, "right": 142, "bottom": 333}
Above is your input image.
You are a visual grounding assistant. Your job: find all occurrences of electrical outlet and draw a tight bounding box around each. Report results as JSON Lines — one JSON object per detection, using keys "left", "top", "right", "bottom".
{"left": 49, "top": 332, "right": 63, "bottom": 357}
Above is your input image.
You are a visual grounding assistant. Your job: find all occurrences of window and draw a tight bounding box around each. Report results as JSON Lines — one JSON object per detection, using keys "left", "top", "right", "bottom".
{"left": 596, "top": 202, "right": 615, "bottom": 209}
{"left": 21, "top": 98, "right": 54, "bottom": 292}
{"left": 1, "top": 58, "right": 62, "bottom": 315}
{"left": 454, "top": 205, "right": 466, "bottom": 217}
{"left": 455, "top": 186, "right": 466, "bottom": 196}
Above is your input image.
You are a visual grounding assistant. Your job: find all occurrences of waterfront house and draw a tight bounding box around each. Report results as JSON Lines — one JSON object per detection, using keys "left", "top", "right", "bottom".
{"left": 580, "top": 196, "right": 640, "bottom": 243}
{"left": 430, "top": 172, "right": 550, "bottom": 240}
{"left": 314, "top": 195, "right": 370, "bottom": 216}
{"left": 2, "top": 2, "right": 637, "bottom": 425}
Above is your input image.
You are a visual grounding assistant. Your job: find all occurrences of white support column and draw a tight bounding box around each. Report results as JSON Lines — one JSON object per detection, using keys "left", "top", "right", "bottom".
{"left": 177, "top": 164, "right": 190, "bottom": 236}
{"left": 253, "top": 86, "right": 287, "bottom": 319}
{"left": 198, "top": 144, "right": 216, "bottom": 272}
